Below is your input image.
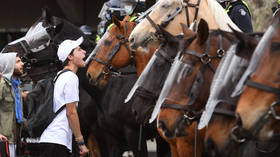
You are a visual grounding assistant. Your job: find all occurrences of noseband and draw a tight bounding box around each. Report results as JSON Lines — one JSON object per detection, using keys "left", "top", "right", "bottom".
{"left": 229, "top": 80, "right": 280, "bottom": 144}
{"left": 87, "top": 22, "right": 136, "bottom": 77}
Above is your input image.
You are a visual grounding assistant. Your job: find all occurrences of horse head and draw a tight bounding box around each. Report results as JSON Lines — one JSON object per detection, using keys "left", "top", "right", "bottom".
{"left": 86, "top": 15, "right": 138, "bottom": 87}
{"left": 207, "top": 11, "right": 280, "bottom": 156}
{"left": 156, "top": 19, "right": 233, "bottom": 140}
{"left": 1, "top": 9, "right": 93, "bottom": 82}
{"left": 202, "top": 27, "right": 262, "bottom": 157}
{"left": 127, "top": 24, "right": 196, "bottom": 124}
{"left": 132, "top": 25, "right": 195, "bottom": 123}
{"left": 129, "top": 0, "right": 240, "bottom": 51}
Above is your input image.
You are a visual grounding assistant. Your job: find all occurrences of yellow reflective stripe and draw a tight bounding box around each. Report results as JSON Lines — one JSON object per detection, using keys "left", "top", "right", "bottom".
{"left": 278, "top": 0, "right": 280, "bottom": 5}
{"left": 226, "top": 5, "right": 232, "bottom": 13}
{"left": 129, "top": 16, "right": 138, "bottom": 22}
{"left": 226, "top": 1, "right": 251, "bottom": 17}
{"left": 241, "top": 0, "right": 251, "bottom": 17}
{"left": 106, "top": 23, "right": 114, "bottom": 31}
{"left": 95, "top": 35, "right": 101, "bottom": 43}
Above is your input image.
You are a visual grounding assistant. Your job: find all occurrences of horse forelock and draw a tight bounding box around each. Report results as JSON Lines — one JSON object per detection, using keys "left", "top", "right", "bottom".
{"left": 206, "top": 0, "right": 242, "bottom": 32}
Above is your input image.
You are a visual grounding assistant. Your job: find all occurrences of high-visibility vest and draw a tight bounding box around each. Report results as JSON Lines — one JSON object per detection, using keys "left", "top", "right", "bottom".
{"left": 96, "top": 16, "right": 138, "bottom": 43}
{"left": 226, "top": 0, "right": 252, "bottom": 17}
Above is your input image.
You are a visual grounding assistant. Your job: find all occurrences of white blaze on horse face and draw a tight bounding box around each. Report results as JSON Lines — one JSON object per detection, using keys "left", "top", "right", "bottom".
{"left": 198, "top": 44, "right": 237, "bottom": 130}
{"left": 129, "top": 0, "right": 183, "bottom": 50}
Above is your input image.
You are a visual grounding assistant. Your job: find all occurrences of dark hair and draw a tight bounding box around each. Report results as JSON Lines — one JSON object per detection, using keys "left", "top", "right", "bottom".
{"left": 62, "top": 49, "right": 74, "bottom": 67}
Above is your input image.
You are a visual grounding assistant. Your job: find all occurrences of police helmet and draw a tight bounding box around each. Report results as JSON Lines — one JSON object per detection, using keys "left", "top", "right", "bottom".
{"left": 80, "top": 25, "right": 93, "bottom": 35}
{"left": 98, "top": 0, "right": 122, "bottom": 21}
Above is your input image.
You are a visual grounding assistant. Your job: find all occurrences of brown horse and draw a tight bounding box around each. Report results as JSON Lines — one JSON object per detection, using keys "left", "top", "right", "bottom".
{"left": 204, "top": 12, "right": 280, "bottom": 157}
{"left": 153, "top": 19, "right": 235, "bottom": 157}
{"left": 129, "top": 0, "right": 240, "bottom": 51}
{"left": 86, "top": 15, "right": 155, "bottom": 87}
{"left": 202, "top": 31, "right": 260, "bottom": 157}
{"left": 86, "top": 15, "right": 175, "bottom": 157}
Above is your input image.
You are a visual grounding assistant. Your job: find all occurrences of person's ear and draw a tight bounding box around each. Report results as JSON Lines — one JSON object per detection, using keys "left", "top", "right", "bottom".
{"left": 67, "top": 54, "right": 74, "bottom": 61}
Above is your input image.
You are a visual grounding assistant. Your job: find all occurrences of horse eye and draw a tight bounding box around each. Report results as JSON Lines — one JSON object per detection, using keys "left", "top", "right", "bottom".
{"left": 162, "top": 4, "right": 170, "bottom": 8}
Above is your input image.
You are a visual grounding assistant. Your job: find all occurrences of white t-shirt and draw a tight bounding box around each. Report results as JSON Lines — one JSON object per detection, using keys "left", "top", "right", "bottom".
{"left": 39, "top": 71, "right": 79, "bottom": 151}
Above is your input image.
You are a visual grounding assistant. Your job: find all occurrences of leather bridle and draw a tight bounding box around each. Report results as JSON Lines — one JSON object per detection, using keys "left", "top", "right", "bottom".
{"left": 87, "top": 22, "right": 137, "bottom": 77}
{"left": 161, "top": 32, "right": 225, "bottom": 125}
{"left": 228, "top": 79, "right": 280, "bottom": 144}
{"left": 145, "top": 0, "right": 201, "bottom": 40}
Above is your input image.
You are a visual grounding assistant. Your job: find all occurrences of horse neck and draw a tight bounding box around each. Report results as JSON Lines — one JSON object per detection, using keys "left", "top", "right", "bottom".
{"left": 133, "top": 47, "right": 157, "bottom": 76}
{"left": 197, "top": 0, "right": 219, "bottom": 30}
{"left": 205, "top": 0, "right": 241, "bottom": 32}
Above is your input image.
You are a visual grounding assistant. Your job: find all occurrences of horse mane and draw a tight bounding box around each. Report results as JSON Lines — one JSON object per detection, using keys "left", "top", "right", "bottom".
{"left": 206, "top": 0, "right": 242, "bottom": 32}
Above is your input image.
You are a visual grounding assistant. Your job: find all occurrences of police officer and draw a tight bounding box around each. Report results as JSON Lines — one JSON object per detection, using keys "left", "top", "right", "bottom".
{"left": 218, "top": 0, "right": 253, "bottom": 33}
{"left": 96, "top": 0, "right": 145, "bottom": 42}
{"left": 272, "top": 0, "right": 280, "bottom": 15}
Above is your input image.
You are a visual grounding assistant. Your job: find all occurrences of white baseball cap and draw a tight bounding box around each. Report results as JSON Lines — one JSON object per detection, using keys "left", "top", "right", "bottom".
{"left": 57, "top": 37, "right": 84, "bottom": 62}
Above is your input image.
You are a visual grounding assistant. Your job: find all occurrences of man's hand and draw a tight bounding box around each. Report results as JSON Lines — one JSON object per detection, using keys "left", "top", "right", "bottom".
{"left": 21, "top": 90, "right": 29, "bottom": 101}
{"left": 0, "top": 133, "right": 7, "bottom": 141}
{"left": 79, "top": 145, "right": 89, "bottom": 157}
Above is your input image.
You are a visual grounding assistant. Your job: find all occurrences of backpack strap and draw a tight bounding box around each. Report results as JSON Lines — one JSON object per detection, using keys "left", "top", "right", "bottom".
{"left": 55, "top": 104, "right": 66, "bottom": 116}
{"left": 53, "top": 69, "right": 72, "bottom": 116}
{"left": 53, "top": 69, "right": 72, "bottom": 83}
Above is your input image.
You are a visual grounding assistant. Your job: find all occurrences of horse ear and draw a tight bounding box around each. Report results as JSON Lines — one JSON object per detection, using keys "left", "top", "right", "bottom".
{"left": 112, "top": 15, "right": 121, "bottom": 29}
{"left": 197, "top": 19, "right": 209, "bottom": 45}
{"left": 180, "top": 23, "right": 194, "bottom": 37}
{"left": 228, "top": 24, "right": 256, "bottom": 49}
{"left": 41, "top": 7, "right": 51, "bottom": 22}
{"left": 158, "top": 25, "right": 175, "bottom": 43}
{"left": 123, "top": 15, "right": 130, "bottom": 22}
{"left": 218, "top": 29, "right": 236, "bottom": 42}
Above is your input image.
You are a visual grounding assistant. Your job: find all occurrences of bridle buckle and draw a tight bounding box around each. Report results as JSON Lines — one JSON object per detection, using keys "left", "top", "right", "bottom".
{"left": 201, "top": 54, "right": 211, "bottom": 64}
{"left": 270, "top": 101, "right": 280, "bottom": 120}
{"left": 230, "top": 125, "right": 246, "bottom": 143}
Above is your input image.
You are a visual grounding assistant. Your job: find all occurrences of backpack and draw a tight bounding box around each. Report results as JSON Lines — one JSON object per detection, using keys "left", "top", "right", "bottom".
{"left": 26, "top": 69, "right": 71, "bottom": 137}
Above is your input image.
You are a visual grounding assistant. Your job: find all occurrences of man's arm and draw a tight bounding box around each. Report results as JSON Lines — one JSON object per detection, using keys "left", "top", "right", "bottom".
{"left": 66, "top": 102, "right": 88, "bottom": 156}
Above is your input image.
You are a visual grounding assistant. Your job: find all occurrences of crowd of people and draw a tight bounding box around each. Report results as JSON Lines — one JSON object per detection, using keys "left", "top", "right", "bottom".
{"left": 0, "top": 0, "right": 276, "bottom": 157}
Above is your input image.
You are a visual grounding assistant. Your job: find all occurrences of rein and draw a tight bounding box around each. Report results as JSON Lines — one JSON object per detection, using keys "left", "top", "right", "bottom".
{"left": 87, "top": 22, "right": 137, "bottom": 78}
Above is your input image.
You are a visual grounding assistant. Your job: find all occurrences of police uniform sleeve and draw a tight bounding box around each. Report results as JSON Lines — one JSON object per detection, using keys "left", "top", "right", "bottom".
{"left": 230, "top": 5, "right": 253, "bottom": 33}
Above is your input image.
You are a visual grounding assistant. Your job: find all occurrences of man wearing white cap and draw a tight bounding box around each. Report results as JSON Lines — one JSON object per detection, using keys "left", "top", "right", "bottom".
{"left": 39, "top": 37, "right": 89, "bottom": 157}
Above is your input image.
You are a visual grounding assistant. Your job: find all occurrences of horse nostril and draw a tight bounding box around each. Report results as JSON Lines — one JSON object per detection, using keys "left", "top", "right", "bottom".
{"left": 158, "top": 120, "right": 167, "bottom": 131}
{"left": 87, "top": 73, "right": 91, "bottom": 79}
{"left": 129, "top": 36, "right": 135, "bottom": 43}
